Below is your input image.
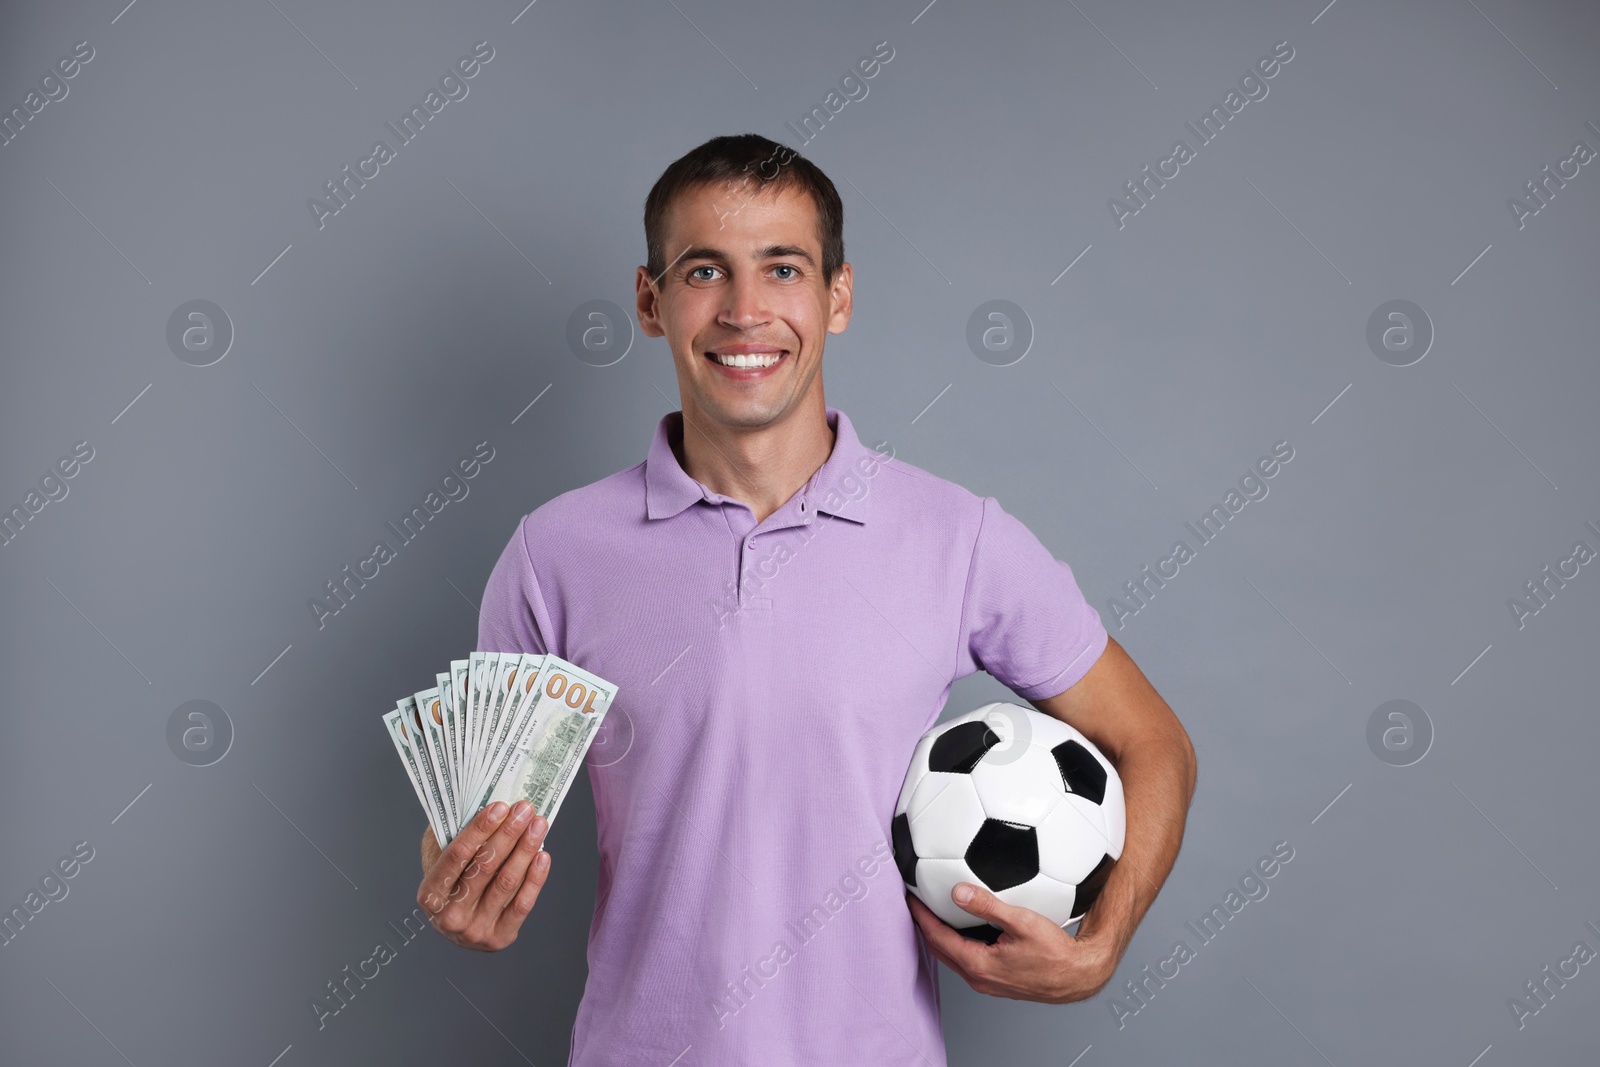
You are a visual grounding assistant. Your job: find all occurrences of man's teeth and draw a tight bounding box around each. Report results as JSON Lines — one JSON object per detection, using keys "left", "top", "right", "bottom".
{"left": 712, "top": 351, "right": 782, "bottom": 368}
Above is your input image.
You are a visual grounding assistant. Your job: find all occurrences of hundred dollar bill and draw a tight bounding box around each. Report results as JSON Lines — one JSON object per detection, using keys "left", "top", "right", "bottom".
{"left": 436, "top": 668, "right": 466, "bottom": 819}
{"left": 470, "top": 654, "right": 549, "bottom": 813}
{"left": 484, "top": 656, "right": 617, "bottom": 829}
{"left": 448, "top": 659, "right": 470, "bottom": 790}
{"left": 414, "top": 686, "right": 458, "bottom": 838}
{"left": 473, "top": 653, "right": 523, "bottom": 802}
{"left": 408, "top": 695, "right": 457, "bottom": 842}
{"left": 434, "top": 671, "right": 458, "bottom": 803}
{"left": 383, "top": 708, "right": 437, "bottom": 841}
{"left": 465, "top": 651, "right": 498, "bottom": 795}
{"left": 397, "top": 698, "right": 451, "bottom": 845}
{"left": 404, "top": 695, "right": 452, "bottom": 840}
{"left": 481, "top": 654, "right": 543, "bottom": 798}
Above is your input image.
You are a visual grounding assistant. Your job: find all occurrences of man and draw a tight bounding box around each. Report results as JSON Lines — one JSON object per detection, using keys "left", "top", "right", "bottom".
{"left": 416, "top": 133, "right": 1196, "bottom": 1065}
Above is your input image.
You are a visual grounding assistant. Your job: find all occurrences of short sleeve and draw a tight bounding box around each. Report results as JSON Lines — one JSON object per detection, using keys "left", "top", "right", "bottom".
{"left": 477, "top": 515, "right": 553, "bottom": 656}
{"left": 956, "top": 496, "right": 1108, "bottom": 701}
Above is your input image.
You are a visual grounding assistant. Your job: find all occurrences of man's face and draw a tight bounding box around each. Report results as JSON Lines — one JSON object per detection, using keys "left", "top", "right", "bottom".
{"left": 637, "top": 180, "right": 852, "bottom": 434}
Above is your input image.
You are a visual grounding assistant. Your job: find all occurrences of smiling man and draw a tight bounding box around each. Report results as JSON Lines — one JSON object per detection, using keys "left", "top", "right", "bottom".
{"left": 415, "top": 133, "right": 1197, "bottom": 1066}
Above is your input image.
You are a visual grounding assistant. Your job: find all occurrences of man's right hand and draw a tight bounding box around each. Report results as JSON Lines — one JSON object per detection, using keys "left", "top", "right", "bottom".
{"left": 417, "top": 800, "right": 552, "bottom": 952}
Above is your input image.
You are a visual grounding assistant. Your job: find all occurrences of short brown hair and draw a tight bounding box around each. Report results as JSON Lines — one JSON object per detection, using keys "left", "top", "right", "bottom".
{"left": 643, "top": 133, "right": 845, "bottom": 284}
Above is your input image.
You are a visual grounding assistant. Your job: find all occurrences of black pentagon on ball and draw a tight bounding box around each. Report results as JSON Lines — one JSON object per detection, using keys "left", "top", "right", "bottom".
{"left": 964, "top": 819, "right": 1039, "bottom": 892}
{"left": 959, "top": 923, "right": 1004, "bottom": 945}
{"left": 891, "top": 812, "right": 918, "bottom": 887}
{"left": 928, "top": 721, "right": 1001, "bottom": 774}
{"left": 1073, "top": 853, "right": 1116, "bottom": 917}
{"left": 1051, "top": 739, "right": 1107, "bottom": 805}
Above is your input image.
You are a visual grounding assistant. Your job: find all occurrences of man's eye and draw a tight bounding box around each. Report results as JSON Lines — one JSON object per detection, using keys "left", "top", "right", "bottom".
{"left": 689, "top": 266, "right": 722, "bottom": 282}
{"left": 772, "top": 265, "right": 798, "bottom": 280}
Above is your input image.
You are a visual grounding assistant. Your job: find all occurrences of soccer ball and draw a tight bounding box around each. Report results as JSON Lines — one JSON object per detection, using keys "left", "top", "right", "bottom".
{"left": 892, "top": 702, "right": 1125, "bottom": 943}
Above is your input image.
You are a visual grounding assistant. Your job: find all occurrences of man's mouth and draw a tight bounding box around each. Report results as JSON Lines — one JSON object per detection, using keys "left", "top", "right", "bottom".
{"left": 709, "top": 351, "right": 784, "bottom": 368}
{"left": 704, "top": 346, "right": 788, "bottom": 372}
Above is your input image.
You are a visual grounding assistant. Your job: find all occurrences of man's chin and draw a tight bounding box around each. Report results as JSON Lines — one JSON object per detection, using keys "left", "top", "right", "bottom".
{"left": 690, "top": 397, "right": 791, "bottom": 433}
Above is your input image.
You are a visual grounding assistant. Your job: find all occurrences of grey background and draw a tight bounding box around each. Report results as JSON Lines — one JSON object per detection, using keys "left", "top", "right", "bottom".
{"left": 1, "top": 0, "right": 1596, "bottom": 1064}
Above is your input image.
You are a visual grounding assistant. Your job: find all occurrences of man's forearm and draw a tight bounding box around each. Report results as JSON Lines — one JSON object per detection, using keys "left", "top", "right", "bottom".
{"left": 1078, "top": 735, "right": 1196, "bottom": 958}
{"left": 1028, "top": 635, "right": 1198, "bottom": 984}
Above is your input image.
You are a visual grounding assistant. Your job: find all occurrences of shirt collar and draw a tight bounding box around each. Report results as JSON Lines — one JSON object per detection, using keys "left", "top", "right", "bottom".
{"left": 645, "top": 406, "right": 874, "bottom": 525}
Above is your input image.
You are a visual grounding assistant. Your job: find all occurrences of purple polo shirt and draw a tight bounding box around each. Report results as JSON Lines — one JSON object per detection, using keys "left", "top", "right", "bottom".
{"left": 478, "top": 406, "right": 1108, "bottom": 1066}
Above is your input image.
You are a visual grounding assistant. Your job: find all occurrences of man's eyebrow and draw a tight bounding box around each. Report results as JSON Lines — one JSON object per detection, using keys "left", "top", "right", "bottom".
{"left": 757, "top": 244, "right": 816, "bottom": 265}
{"left": 674, "top": 246, "right": 728, "bottom": 265}
{"left": 673, "top": 244, "right": 817, "bottom": 266}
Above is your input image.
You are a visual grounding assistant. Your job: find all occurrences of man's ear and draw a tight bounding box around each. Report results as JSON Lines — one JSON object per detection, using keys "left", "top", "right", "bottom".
{"left": 636, "top": 265, "right": 665, "bottom": 337}
{"left": 827, "top": 261, "right": 854, "bottom": 335}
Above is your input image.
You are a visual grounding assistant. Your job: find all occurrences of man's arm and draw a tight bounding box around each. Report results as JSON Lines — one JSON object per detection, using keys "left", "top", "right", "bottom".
{"left": 907, "top": 634, "right": 1197, "bottom": 1002}
{"left": 1033, "top": 635, "right": 1197, "bottom": 975}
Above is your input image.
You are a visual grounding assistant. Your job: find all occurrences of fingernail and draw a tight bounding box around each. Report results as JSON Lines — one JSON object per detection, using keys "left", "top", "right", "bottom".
{"left": 953, "top": 883, "right": 974, "bottom": 904}
{"left": 512, "top": 801, "right": 533, "bottom": 825}
{"left": 485, "top": 802, "right": 508, "bottom": 823}
{"left": 535, "top": 851, "right": 551, "bottom": 872}
{"left": 530, "top": 815, "right": 548, "bottom": 839}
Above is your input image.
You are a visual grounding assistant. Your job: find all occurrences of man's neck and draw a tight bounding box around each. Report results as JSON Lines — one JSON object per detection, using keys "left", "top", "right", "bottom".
{"left": 672, "top": 400, "right": 836, "bottom": 524}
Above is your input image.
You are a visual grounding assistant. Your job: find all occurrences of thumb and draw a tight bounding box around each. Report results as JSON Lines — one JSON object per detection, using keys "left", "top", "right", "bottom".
{"left": 950, "top": 881, "right": 1032, "bottom": 935}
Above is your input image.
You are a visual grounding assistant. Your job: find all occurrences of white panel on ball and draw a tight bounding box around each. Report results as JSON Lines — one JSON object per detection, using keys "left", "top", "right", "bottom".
{"left": 993, "top": 872, "right": 1079, "bottom": 926}
{"left": 907, "top": 774, "right": 987, "bottom": 859}
{"left": 1035, "top": 793, "right": 1113, "bottom": 885}
{"left": 1100, "top": 772, "right": 1126, "bottom": 856}
{"left": 915, "top": 856, "right": 984, "bottom": 930}
{"left": 968, "top": 742, "right": 1068, "bottom": 826}
{"left": 1018, "top": 710, "right": 1080, "bottom": 750}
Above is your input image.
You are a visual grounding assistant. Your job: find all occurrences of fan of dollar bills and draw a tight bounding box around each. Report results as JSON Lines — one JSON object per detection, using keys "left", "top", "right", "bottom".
{"left": 383, "top": 652, "right": 618, "bottom": 846}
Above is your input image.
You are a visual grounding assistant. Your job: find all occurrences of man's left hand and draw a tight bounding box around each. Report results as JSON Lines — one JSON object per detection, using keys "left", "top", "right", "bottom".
{"left": 907, "top": 884, "right": 1118, "bottom": 1003}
